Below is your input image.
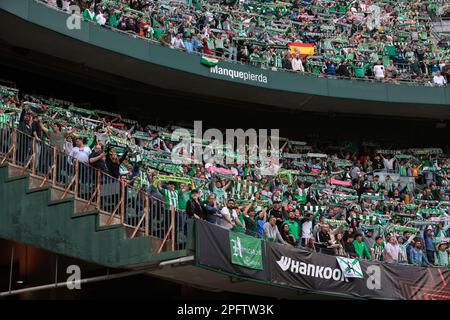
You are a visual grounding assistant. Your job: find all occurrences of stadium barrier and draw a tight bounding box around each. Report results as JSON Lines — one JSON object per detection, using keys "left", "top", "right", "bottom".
{"left": 0, "top": 126, "right": 187, "bottom": 251}
{"left": 2, "top": 0, "right": 450, "bottom": 112}
{"left": 34, "top": 0, "right": 450, "bottom": 88}
{"left": 196, "top": 220, "right": 450, "bottom": 300}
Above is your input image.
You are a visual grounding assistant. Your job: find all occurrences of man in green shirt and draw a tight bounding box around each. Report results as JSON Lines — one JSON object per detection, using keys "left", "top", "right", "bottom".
{"left": 177, "top": 183, "right": 191, "bottom": 210}
{"left": 158, "top": 181, "right": 179, "bottom": 209}
{"left": 82, "top": 5, "right": 96, "bottom": 21}
{"left": 353, "top": 234, "right": 372, "bottom": 260}
{"left": 434, "top": 242, "right": 450, "bottom": 268}
{"left": 234, "top": 209, "right": 246, "bottom": 233}
{"left": 284, "top": 211, "right": 300, "bottom": 245}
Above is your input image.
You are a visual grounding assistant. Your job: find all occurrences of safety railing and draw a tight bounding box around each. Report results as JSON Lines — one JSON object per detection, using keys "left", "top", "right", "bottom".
{"left": 0, "top": 126, "right": 188, "bottom": 251}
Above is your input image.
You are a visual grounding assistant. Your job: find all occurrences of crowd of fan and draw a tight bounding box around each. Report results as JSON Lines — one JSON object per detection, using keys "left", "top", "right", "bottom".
{"left": 0, "top": 83, "right": 449, "bottom": 268}
{"left": 42, "top": 0, "right": 450, "bottom": 85}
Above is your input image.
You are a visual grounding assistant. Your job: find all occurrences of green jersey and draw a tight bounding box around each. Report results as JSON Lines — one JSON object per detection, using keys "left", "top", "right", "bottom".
{"left": 206, "top": 38, "right": 215, "bottom": 50}
{"left": 0, "top": 113, "right": 11, "bottom": 128}
{"left": 233, "top": 212, "right": 246, "bottom": 233}
{"left": 153, "top": 28, "right": 163, "bottom": 40}
{"left": 353, "top": 240, "right": 371, "bottom": 259}
{"left": 177, "top": 190, "right": 191, "bottom": 210}
{"left": 284, "top": 219, "right": 299, "bottom": 241}
{"left": 243, "top": 215, "right": 257, "bottom": 234}
{"left": 214, "top": 38, "right": 224, "bottom": 49}
{"left": 398, "top": 165, "right": 407, "bottom": 177}
{"left": 372, "top": 242, "right": 385, "bottom": 261}
{"left": 161, "top": 188, "right": 179, "bottom": 208}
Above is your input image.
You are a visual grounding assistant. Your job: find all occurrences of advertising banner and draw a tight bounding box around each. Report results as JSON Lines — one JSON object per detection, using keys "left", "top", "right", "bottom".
{"left": 196, "top": 221, "right": 450, "bottom": 299}
{"left": 268, "top": 242, "right": 450, "bottom": 300}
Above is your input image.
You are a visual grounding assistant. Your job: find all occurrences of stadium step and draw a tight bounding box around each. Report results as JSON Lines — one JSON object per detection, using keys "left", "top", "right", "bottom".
{"left": 0, "top": 164, "right": 188, "bottom": 268}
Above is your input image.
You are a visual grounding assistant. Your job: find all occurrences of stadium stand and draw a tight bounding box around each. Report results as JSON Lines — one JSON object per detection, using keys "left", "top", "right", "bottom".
{"left": 40, "top": 0, "right": 450, "bottom": 85}
{"left": 0, "top": 82, "right": 449, "bottom": 268}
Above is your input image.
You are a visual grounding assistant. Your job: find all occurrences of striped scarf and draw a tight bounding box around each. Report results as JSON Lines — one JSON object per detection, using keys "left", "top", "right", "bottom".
{"left": 352, "top": 214, "right": 379, "bottom": 223}
{"left": 303, "top": 205, "right": 326, "bottom": 213}
{"left": 324, "top": 219, "right": 348, "bottom": 227}
{"left": 418, "top": 208, "right": 446, "bottom": 215}
{"left": 362, "top": 193, "right": 383, "bottom": 201}
{"left": 232, "top": 180, "right": 260, "bottom": 200}
{"left": 389, "top": 225, "right": 419, "bottom": 234}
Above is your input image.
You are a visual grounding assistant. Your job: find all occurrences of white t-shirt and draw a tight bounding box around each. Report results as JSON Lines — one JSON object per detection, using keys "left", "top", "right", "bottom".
{"left": 171, "top": 37, "right": 185, "bottom": 49}
{"left": 384, "top": 242, "right": 400, "bottom": 263}
{"left": 302, "top": 220, "right": 312, "bottom": 239}
{"left": 220, "top": 207, "right": 237, "bottom": 230}
{"left": 383, "top": 158, "right": 395, "bottom": 170}
{"left": 433, "top": 75, "right": 447, "bottom": 85}
{"left": 373, "top": 65, "right": 385, "bottom": 78}
{"left": 62, "top": 0, "right": 70, "bottom": 11}
{"left": 96, "top": 14, "right": 106, "bottom": 26}
{"left": 70, "top": 146, "right": 92, "bottom": 164}
{"left": 64, "top": 140, "right": 73, "bottom": 155}
{"left": 291, "top": 58, "right": 304, "bottom": 72}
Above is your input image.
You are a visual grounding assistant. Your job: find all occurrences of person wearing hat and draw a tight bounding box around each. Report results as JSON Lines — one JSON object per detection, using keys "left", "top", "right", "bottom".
{"left": 423, "top": 227, "right": 436, "bottom": 264}
{"left": 434, "top": 240, "right": 450, "bottom": 268}
{"left": 186, "top": 189, "right": 206, "bottom": 220}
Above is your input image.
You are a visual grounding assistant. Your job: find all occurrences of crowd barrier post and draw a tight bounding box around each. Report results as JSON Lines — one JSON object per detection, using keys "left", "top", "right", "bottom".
{"left": 51, "top": 146, "right": 57, "bottom": 187}
{"left": 120, "top": 179, "right": 125, "bottom": 224}
{"left": 96, "top": 170, "right": 101, "bottom": 210}
{"left": 31, "top": 137, "right": 36, "bottom": 175}
{"left": 144, "top": 194, "right": 149, "bottom": 236}
{"left": 171, "top": 205, "right": 175, "bottom": 251}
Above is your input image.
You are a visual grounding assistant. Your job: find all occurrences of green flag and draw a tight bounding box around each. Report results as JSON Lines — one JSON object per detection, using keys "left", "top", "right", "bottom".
{"left": 229, "top": 232, "right": 263, "bottom": 270}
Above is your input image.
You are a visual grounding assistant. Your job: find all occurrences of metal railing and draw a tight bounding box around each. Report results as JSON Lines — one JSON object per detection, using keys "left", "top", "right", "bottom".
{"left": 0, "top": 126, "right": 188, "bottom": 251}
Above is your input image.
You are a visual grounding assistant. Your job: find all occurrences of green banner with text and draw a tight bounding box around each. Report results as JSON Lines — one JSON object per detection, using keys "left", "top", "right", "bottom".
{"left": 229, "top": 232, "right": 263, "bottom": 270}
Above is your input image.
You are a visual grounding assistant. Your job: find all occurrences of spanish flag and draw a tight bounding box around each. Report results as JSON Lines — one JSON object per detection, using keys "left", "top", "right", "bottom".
{"left": 288, "top": 42, "right": 315, "bottom": 58}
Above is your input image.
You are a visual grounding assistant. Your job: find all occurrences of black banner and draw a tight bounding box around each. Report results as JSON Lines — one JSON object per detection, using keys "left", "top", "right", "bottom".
{"left": 269, "top": 243, "right": 450, "bottom": 299}
{"left": 196, "top": 221, "right": 450, "bottom": 300}
{"left": 267, "top": 243, "right": 442, "bottom": 300}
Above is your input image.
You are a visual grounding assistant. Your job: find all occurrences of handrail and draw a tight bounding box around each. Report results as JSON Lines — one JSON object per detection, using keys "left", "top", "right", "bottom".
{"left": 0, "top": 125, "right": 187, "bottom": 251}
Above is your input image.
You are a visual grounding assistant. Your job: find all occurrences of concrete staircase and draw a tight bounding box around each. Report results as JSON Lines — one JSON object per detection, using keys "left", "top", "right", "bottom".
{"left": 0, "top": 164, "right": 188, "bottom": 268}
